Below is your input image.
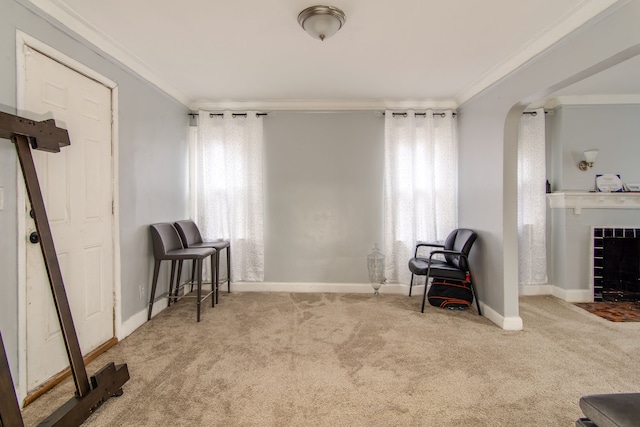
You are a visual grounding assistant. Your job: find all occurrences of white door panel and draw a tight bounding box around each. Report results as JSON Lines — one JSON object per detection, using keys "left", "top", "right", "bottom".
{"left": 24, "top": 47, "right": 114, "bottom": 391}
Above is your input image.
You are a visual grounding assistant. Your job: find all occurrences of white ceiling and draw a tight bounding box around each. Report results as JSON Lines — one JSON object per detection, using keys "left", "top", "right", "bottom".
{"left": 26, "top": 0, "right": 637, "bottom": 110}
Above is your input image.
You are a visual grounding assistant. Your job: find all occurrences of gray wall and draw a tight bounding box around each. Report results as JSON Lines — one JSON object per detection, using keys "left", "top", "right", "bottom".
{"left": 458, "top": 0, "right": 640, "bottom": 323}
{"left": 264, "top": 112, "right": 384, "bottom": 283}
{"left": 546, "top": 104, "right": 640, "bottom": 292}
{"left": 548, "top": 104, "right": 640, "bottom": 191}
{"left": 0, "top": 0, "right": 188, "bottom": 387}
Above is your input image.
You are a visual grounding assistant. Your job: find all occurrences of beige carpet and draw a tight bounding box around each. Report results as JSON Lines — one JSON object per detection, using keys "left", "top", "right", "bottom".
{"left": 21, "top": 293, "right": 640, "bottom": 426}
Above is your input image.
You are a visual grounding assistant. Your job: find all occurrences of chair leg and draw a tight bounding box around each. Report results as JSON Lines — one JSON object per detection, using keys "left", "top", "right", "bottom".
{"left": 167, "top": 261, "right": 177, "bottom": 307}
{"left": 175, "top": 260, "right": 184, "bottom": 303}
{"left": 211, "top": 252, "right": 217, "bottom": 307}
{"left": 196, "top": 258, "right": 203, "bottom": 322}
{"left": 148, "top": 260, "right": 161, "bottom": 321}
{"left": 471, "top": 283, "right": 482, "bottom": 316}
{"left": 421, "top": 283, "right": 428, "bottom": 313}
{"left": 420, "top": 266, "right": 433, "bottom": 313}
{"left": 189, "top": 260, "right": 196, "bottom": 293}
{"left": 409, "top": 273, "right": 414, "bottom": 296}
{"left": 467, "top": 271, "right": 482, "bottom": 316}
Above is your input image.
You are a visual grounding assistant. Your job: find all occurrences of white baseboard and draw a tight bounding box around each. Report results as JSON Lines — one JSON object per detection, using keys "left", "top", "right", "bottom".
{"left": 480, "top": 302, "right": 523, "bottom": 331}
{"left": 231, "top": 282, "right": 410, "bottom": 294}
{"left": 122, "top": 282, "right": 532, "bottom": 337}
{"left": 119, "top": 299, "right": 169, "bottom": 340}
{"left": 518, "top": 284, "right": 553, "bottom": 296}
{"left": 119, "top": 309, "right": 147, "bottom": 340}
{"left": 518, "top": 284, "right": 593, "bottom": 303}
{"left": 551, "top": 286, "right": 593, "bottom": 303}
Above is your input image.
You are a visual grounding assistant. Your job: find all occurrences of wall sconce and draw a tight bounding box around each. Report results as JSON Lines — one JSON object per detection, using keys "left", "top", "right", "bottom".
{"left": 578, "top": 149, "right": 598, "bottom": 171}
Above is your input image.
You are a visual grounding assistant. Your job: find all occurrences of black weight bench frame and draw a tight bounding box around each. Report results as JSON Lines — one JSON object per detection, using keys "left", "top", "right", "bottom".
{"left": 0, "top": 112, "right": 129, "bottom": 427}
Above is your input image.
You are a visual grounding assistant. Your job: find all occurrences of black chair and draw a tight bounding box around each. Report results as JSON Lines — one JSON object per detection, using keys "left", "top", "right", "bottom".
{"left": 148, "top": 223, "right": 216, "bottom": 322}
{"left": 408, "top": 229, "right": 481, "bottom": 315}
{"left": 174, "top": 220, "right": 231, "bottom": 304}
{"left": 577, "top": 393, "right": 640, "bottom": 427}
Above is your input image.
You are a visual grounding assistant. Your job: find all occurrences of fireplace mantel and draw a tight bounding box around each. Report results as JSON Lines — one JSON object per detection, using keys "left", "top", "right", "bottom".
{"left": 547, "top": 192, "right": 640, "bottom": 214}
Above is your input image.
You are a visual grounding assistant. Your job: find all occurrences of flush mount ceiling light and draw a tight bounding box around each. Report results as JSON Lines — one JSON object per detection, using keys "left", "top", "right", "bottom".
{"left": 298, "top": 5, "right": 346, "bottom": 41}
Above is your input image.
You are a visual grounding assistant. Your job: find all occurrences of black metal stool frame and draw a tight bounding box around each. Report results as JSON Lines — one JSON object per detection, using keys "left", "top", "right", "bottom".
{"left": 174, "top": 220, "right": 231, "bottom": 304}
{"left": 148, "top": 223, "right": 216, "bottom": 322}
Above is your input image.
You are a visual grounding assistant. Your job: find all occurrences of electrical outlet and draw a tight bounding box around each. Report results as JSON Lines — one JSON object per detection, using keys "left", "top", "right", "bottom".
{"left": 139, "top": 283, "right": 145, "bottom": 300}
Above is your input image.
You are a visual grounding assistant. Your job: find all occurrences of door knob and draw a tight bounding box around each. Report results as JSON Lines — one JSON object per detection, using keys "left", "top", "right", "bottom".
{"left": 29, "top": 231, "right": 39, "bottom": 244}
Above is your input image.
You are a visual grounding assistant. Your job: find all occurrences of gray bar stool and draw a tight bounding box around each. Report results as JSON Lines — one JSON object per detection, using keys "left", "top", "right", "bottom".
{"left": 148, "top": 223, "right": 216, "bottom": 322}
{"left": 174, "top": 220, "right": 231, "bottom": 304}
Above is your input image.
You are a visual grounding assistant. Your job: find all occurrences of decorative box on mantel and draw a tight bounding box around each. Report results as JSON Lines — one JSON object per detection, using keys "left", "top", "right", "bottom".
{"left": 547, "top": 192, "right": 640, "bottom": 214}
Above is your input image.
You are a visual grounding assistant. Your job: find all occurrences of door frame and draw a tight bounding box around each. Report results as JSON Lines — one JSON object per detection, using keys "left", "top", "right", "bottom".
{"left": 15, "top": 30, "right": 122, "bottom": 403}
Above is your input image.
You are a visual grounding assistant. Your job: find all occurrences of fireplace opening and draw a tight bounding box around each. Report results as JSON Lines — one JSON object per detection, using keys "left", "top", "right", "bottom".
{"left": 593, "top": 227, "right": 640, "bottom": 302}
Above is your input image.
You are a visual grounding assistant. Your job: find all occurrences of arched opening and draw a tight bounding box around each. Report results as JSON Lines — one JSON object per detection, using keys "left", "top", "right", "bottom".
{"left": 510, "top": 45, "right": 640, "bottom": 323}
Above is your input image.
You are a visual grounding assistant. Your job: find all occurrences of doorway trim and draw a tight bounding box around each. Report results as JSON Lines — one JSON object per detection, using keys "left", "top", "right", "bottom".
{"left": 15, "top": 30, "right": 122, "bottom": 403}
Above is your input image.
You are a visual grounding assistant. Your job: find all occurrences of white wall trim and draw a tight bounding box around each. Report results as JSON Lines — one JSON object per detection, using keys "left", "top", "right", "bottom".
{"left": 480, "top": 302, "right": 524, "bottom": 331}
{"left": 14, "top": 31, "right": 33, "bottom": 404}
{"left": 16, "top": 30, "right": 117, "bottom": 90}
{"left": 15, "top": 31, "right": 28, "bottom": 404}
{"left": 111, "top": 87, "right": 124, "bottom": 341}
{"left": 120, "top": 309, "right": 147, "bottom": 340}
{"left": 231, "top": 282, "right": 409, "bottom": 294}
{"left": 518, "top": 283, "right": 593, "bottom": 303}
{"left": 542, "top": 94, "right": 640, "bottom": 108}
{"left": 190, "top": 99, "right": 459, "bottom": 112}
{"left": 519, "top": 284, "right": 553, "bottom": 296}
{"left": 120, "top": 303, "right": 167, "bottom": 339}
{"left": 502, "top": 315, "right": 525, "bottom": 331}
{"left": 551, "top": 286, "right": 593, "bottom": 303}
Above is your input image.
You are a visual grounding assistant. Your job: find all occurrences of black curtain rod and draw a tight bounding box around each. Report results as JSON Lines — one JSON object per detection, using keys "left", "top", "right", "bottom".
{"left": 189, "top": 111, "right": 543, "bottom": 118}
{"left": 386, "top": 112, "right": 456, "bottom": 117}
{"left": 188, "top": 113, "right": 268, "bottom": 118}
{"left": 389, "top": 111, "right": 545, "bottom": 117}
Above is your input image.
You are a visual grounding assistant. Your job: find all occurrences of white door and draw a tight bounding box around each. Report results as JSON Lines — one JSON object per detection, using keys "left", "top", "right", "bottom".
{"left": 23, "top": 47, "right": 115, "bottom": 392}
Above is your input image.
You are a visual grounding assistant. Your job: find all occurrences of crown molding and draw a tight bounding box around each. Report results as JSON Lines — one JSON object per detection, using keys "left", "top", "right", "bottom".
{"left": 543, "top": 94, "right": 640, "bottom": 108}
{"left": 526, "top": 94, "right": 640, "bottom": 109}
{"left": 23, "top": 0, "right": 191, "bottom": 107}
{"left": 190, "top": 99, "right": 459, "bottom": 112}
{"left": 23, "top": 0, "right": 625, "bottom": 112}
{"left": 455, "top": 0, "right": 624, "bottom": 106}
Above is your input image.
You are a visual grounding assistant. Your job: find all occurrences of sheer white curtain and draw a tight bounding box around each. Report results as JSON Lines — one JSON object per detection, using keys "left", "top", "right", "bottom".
{"left": 518, "top": 109, "right": 547, "bottom": 285}
{"left": 384, "top": 110, "right": 458, "bottom": 285}
{"left": 196, "top": 111, "right": 264, "bottom": 282}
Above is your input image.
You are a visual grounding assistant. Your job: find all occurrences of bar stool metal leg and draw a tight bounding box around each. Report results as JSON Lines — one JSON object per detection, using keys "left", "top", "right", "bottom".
{"left": 211, "top": 252, "right": 217, "bottom": 306}
{"left": 196, "top": 259, "right": 203, "bottom": 322}
{"left": 215, "top": 250, "right": 220, "bottom": 304}
{"left": 148, "top": 259, "right": 162, "bottom": 321}
{"left": 167, "top": 260, "right": 178, "bottom": 306}
{"left": 189, "top": 260, "right": 196, "bottom": 293}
